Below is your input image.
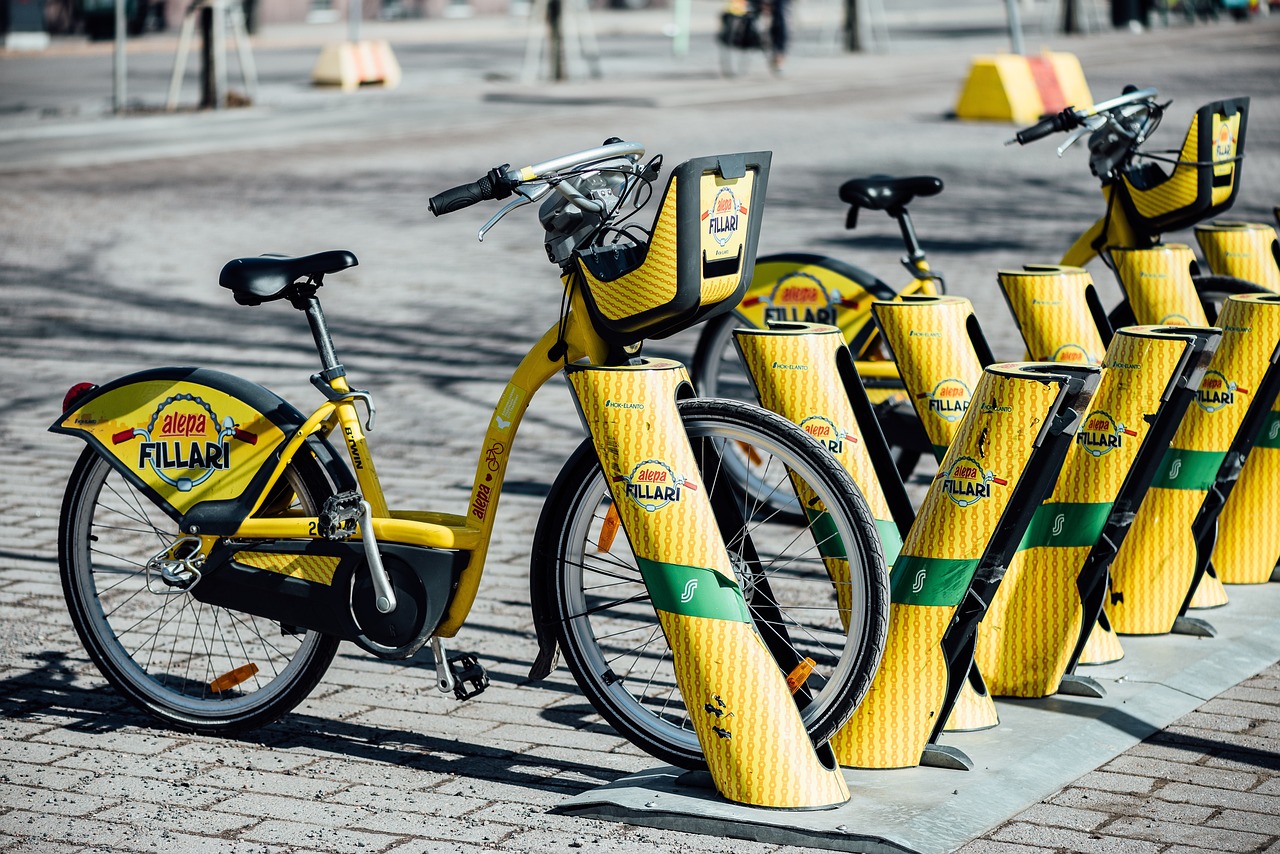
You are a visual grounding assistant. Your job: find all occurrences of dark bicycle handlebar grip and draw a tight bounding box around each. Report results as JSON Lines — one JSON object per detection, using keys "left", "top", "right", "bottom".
{"left": 428, "top": 166, "right": 515, "bottom": 216}
{"left": 1014, "top": 109, "right": 1082, "bottom": 145}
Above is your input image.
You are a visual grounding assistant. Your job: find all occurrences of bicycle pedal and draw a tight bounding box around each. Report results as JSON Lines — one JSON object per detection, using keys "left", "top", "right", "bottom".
{"left": 447, "top": 652, "right": 489, "bottom": 701}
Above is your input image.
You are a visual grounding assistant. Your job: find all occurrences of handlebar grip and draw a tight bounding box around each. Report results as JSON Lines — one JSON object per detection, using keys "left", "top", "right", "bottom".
{"left": 1014, "top": 109, "right": 1082, "bottom": 145}
{"left": 428, "top": 166, "right": 515, "bottom": 216}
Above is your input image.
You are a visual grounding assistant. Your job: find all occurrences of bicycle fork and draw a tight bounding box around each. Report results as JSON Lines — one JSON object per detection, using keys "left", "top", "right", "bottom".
{"left": 564, "top": 357, "right": 848, "bottom": 809}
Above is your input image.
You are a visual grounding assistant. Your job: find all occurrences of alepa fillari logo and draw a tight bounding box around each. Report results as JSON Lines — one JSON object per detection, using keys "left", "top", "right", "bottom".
{"left": 614, "top": 459, "right": 698, "bottom": 512}
{"left": 112, "top": 394, "right": 257, "bottom": 492}
{"left": 799, "top": 414, "right": 853, "bottom": 455}
{"left": 702, "top": 186, "right": 747, "bottom": 247}
{"left": 919, "top": 377, "right": 971, "bottom": 423}
{"left": 740, "top": 271, "right": 850, "bottom": 325}
{"left": 937, "top": 455, "right": 1007, "bottom": 507}
{"left": 1197, "top": 369, "right": 1247, "bottom": 413}
{"left": 1076, "top": 410, "right": 1138, "bottom": 457}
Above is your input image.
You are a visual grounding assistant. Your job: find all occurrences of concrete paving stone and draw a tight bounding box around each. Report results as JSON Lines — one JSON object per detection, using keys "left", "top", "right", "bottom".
{"left": 953, "top": 841, "right": 1054, "bottom": 854}
{"left": 989, "top": 821, "right": 1162, "bottom": 854}
{"left": 73, "top": 775, "right": 231, "bottom": 810}
{"left": 51, "top": 748, "right": 202, "bottom": 781}
{"left": 0, "top": 837, "right": 81, "bottom": 854}
{"left": 161, "top": 741, "right": 323, "bottom": 773}
{"left": 999, "top": 802, "right": 1110, "bottom": 832}
{"left": 1127, "top": 739, "right": 1216, "bottom": 766}
{"left": 1217, "top": 685, "right": 1280, "bottom": 706}
{"left": 1101, "top": 816, "right": 1271, "bottom": 851}
{"left": 482, "top": 722, "right": 632, "bottom": 754}
{"left": 1202, "top": 747, "right": 1280, "bottom": 775}
{"left": 1257, "top": 778, "right": 1280, "bottom": 797}
{"left": 92, "top": 800, "right": 258, "bottom": 835}
{"left": 1162, "top": 726, "right": 1280, "bottom": 757}
{"left": 1065, "top": 770, "right": 1160, "bottom": 796}
{"left": 1204, "top": 809, "right": 1280, "bottom": 837}
{"left": 326, "top": 783, "right": 490, "bottom": 817}
{"left": 384, "top": 840, "right": 496, "bottom": 854}
{"left": 353, "top": 809, "right": 510, "bottom": 843}
{"left": 1196, "top": 699, "right": 1280, "bottom": 723}
{"left": 0, "top": 717, "right": 56, "bottom": 740}
{"left": 301, "top": 757, "right": 453, "bottom": 791}
{"left": 239, "top": 818, "right": 410, "bottom": 854}
{"left": 0, "top": 740, "right": 78, "bottom": 766}
{"left": 1048, "top": 787, "right": 1216, "bottom": 825}
{"left": 429, "top": 776, "right": 578, "bottom": 808}
{"left": 194, "top": 764, "right": 352, "bottom": 800}
{"left": 0, "top": 783, "right": 114, "bottom": 817}
{"left": 1155, "top": 782, "right": 1280, "bottom": 814}
{"left": 0, "top": 809, "right": 141, "bottom": 849}
{"left": 1246, "top": 720, "right": 1280, "bottom": 741}
{"left": 519, "top": 744, "right": 654, "bottom": 775}
{"left": 0, "top": 761, "right": 97, "bottom": 793}
{"left": 1102, "top": 756, "right": 1262, "bottom": 792}
{"left": 30, "top": 725, "right": 189, "bottom": 756}
{"left": 210, "top": 790, "right": 388, "bottom": 827}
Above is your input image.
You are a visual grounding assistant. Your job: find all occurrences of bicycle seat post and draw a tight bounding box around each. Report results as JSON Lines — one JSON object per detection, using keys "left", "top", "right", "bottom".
{"left": 891, "top": 206, "right": 928, "bottom": 271}
{"left": 291, "top": 283, "right": 346, "bottom": 383}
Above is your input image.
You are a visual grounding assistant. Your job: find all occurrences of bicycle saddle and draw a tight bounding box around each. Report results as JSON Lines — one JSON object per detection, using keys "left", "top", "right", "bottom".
{"left": 220, "top": 250, "right": 358, "bottom": 306}
{"left": 838, "top": 175, "right": 944, "bottom": 212}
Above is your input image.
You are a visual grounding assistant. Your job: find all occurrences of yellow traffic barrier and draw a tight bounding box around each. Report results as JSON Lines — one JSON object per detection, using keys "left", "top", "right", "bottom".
{"left": 312, "top": 40, "right": 402, "bottom": 91}
{"left": 954, "top": 51, "right": 1091, "bottom": 125}
{"left": 566, "top": 358, "right": 849, "bottom": 808}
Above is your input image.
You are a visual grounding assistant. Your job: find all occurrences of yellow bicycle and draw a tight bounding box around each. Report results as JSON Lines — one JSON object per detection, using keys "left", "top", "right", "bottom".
{"left": 52, "top": 140, "right": 889, "bottom": 771}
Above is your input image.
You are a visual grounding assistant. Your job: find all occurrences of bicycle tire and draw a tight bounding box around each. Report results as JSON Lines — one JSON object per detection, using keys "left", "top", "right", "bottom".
{"left": 1106, "top": 274, "right": 1271, "bottom": 329}
{"left": 531, "top": 397, "right": 889, "bottom": 770}
{"left": 59, "top": 445, "right": 341, "bottom": 734}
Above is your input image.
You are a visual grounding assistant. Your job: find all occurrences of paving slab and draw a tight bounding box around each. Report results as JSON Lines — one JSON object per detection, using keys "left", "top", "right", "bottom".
{"left": 559, "top": 583, "right": 1280, "bottom": 853}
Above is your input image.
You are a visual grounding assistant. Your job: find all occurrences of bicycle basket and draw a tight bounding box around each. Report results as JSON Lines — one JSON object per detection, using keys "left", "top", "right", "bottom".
{"left": 1117, "top": 97, "right": 1248, "bottom": 241}
{"left": 572, "top": 151, "right": 771, "bottom": 347}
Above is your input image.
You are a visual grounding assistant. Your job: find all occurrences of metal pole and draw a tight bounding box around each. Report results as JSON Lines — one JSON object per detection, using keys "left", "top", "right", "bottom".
{"left": 348, "top": 0, "right": 361, "bottom": 43}
{"left": 671, "top": 0, "right": 690, "bottom": 56}
{"left": 1005, "top": 0, "right": 1026, "bottom": 55}
{"left": 113, "top": 0, "right": 127, "bottom": 112}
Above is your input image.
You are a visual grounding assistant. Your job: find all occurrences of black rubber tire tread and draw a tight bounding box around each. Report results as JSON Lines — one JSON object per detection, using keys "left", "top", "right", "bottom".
{"left": 532, "top": 397, "right": 889, "bottom": 771}
{"left": 59, "top": 444, "right": 341, "bottom": 734}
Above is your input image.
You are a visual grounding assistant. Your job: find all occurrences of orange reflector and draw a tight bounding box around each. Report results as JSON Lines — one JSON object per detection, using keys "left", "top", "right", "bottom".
{"left": 209, "top": 663, "right": 259, "bottom": 693}
{"left": 786, "top": 657, "right": 817, "bottom": 694}
{"left": 739, "top": 441, "right": 763, "bottom": 466}
{"left": 596, "top": 503, "right": 621, "bottom": 553}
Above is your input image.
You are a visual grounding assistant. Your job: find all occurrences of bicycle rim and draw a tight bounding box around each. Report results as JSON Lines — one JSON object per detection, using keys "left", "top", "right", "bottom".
{"left": 544, "top": 398, "right": 888, "bottom": 769}
{"left": 59, "top": 448, "right": 339, "bottom": 732}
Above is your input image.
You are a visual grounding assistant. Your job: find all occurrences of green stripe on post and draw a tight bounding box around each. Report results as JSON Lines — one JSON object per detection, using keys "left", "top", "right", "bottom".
{"left": 1257, "top": 411, "right": 1280, "bottom": 450}
{"left": 889, "top": 554, "right": 981, "bottom": 607}
{"left": 635, "top": 557, "right": 751, "bottom": 623}
{"left": 1153, "top": 447, "right": 1227, "bottom": 491}
{"left": 876, "top": 518, "right": 904, "bottom": 565}
{"left": 1016, "top": 501, "right": 1114, "bottom": 551}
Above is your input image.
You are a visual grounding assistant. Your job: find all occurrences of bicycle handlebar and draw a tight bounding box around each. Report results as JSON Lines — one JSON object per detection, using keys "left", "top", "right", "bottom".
{"left": 1009, "top": 86, "right": 1161, "bottom": 146}
{"left": 429, "top": 141, "right": 647, "bottom": 217}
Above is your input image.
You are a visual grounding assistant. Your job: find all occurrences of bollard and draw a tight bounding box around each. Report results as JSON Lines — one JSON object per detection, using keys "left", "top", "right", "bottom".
{"left": 566, "top": 358, "right": 849, "bottom": 808}
{"left": 1194, "top": 221, "right": 1280, "bottom": 294}
{"left": 1112, "top": 244, "right": 1207, "bottom": 327}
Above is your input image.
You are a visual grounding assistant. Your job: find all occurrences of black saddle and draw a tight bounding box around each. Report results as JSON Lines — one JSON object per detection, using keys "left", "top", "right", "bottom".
{"left": 838, "top": 175, "right": 944, "bottom": 213}
{"left": 219, "top": 250, "right": 358, "bottom": 306}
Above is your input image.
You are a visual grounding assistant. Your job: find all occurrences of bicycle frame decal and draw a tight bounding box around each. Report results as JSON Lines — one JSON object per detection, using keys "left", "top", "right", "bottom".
{"left": 975, "top": 328, "right": 1203, "bottom": 698}
{"left": 1111, "top": 245, "right": 1209, "bottom": 328}
{"left": 52, "top": 369, "right": 291, "bottom": 525}
{"left": 732, "top": 323, "right": 903, "bottom": 564}
{"left": 566, "top": 358, "right": 848, "bottom": 809}
{"left": 830, "top": 363, "right": 1093, "bottom": 768}
{"left": 997, "top": 265, "right": 1108, "bottom": 364}
{"left": 1195, "top": 220, "right": 1280, "bottom": 294}
{"left": 1108, "top": 295, "right": 1280, "bottom": 634}
{"left": 872, "top": 297, "right": 987, "bottom": 462}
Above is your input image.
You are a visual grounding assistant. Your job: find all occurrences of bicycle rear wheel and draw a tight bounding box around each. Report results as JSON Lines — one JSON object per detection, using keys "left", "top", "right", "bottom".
{"left": 532, "top": 398, "right": 888, "bottom": 770}
{"left": 59, "top": 445, "right": 341, "bottom": 734}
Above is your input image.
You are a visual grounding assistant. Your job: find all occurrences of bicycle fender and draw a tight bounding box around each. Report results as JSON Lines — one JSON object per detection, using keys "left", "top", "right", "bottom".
{"left": 51, "top": 366, "right": 351, "bottom": 536}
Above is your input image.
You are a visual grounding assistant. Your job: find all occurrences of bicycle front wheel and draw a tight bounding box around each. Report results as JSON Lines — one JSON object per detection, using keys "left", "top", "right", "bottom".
{"left": 533, "top": 398, "right": 889, "bottom": 770}
{"left": 59, "top": 446, "right": 341, "bottom": 734}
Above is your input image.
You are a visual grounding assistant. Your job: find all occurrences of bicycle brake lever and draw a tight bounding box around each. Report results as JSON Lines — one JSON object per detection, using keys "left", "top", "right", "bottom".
{"left": 1056, "top": 126, "right": 1091, "bottom": 157}
{"left": 477, "top": 184, "right": 551, "bottom": 242}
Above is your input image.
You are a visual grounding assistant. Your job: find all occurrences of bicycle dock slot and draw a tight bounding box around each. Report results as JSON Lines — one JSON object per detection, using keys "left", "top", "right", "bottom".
{"left": 565, "top": 357, "right": 849, "bottom": 809}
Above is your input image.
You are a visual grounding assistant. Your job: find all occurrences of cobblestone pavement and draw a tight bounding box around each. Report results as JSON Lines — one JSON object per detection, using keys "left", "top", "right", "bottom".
{"left": 2, "top": 8, "right": 1279, "bottom": 852}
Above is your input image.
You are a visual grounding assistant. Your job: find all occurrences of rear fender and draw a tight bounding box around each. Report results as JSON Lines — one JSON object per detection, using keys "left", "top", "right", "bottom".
{"left": 51, "top": 366, "right": 352, "bottom": 536}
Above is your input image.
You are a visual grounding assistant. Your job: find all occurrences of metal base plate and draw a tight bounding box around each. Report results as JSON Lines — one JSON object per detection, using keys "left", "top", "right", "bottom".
{"left": 558, "top": 583, "right": 1280, "bottom": 853}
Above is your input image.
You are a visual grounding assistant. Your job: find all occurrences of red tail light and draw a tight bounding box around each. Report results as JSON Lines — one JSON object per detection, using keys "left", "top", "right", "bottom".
{"left": 62, "top": 382, "right": 97, "bottom": 413}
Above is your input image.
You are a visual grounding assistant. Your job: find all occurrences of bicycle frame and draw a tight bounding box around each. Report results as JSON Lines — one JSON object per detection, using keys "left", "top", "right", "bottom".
{"left": 229, "top": 288, "right": 611, "bottom": 638}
